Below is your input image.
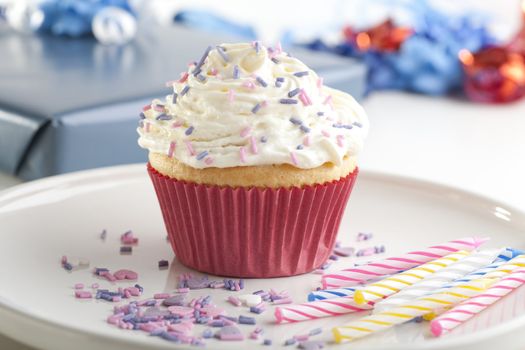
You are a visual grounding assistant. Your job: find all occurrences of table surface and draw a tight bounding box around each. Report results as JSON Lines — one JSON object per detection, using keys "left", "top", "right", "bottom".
{"left": 1, "top": 91, "right": 524, "bottom": 349}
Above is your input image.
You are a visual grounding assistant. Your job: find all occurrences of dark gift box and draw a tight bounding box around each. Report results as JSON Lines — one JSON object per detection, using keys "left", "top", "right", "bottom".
{"left": 0, "top": 25, "right": 366, "bottom": 180}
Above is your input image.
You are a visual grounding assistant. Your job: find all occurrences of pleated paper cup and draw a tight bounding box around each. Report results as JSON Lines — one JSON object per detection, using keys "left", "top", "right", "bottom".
{"left": 147, "top": 163, "right": 358, "bottom": 278}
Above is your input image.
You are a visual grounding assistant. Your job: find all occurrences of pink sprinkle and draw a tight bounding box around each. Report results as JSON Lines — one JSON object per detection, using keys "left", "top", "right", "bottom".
{"left": 168, "top": 141, "right": 176, "bottom": 158}
{"left": 107, "top": 313, "right": 124, "bottom": 325}
{"left": 74, "top": 283, "right": 84, "bottom": 290}
{"left": 172, "top": 120, "right": 183, "bottom": 128}
{"left": 228, "top": 89, "right": 235, "bottom": 102}
{"left": 184, "top": 141, "right": 195, "bottom": 156}
{"left": 240, "top": 147, "right": 247, "bottom": 163}
{"left": 210, "top": 68, "right": 218, "bottom": 76}
{"left": 61, "top": 255, "right": 67, "bottom": 264}
{"left": 294, "top": 334, "right": 309, "bottom": 342}
{"left": 91, "top": 283, "right": 99, "bottom": 289}
{"left": 212, "top": 282, "right": 225, "bottom": 289}
{"left": 273, "top": 297, "right": 293, "bottom": 305}
{"left": 153, "top": 105, "right": 165, "bottom": 112}
{"left": 144, "top": 122, "right": 150, "bottom": 133}
{"left": 321, "top": 130, "right": 330, "bottom": 137}
{"left": 228, "top": 296, "right": 242, "bottom": 307}
{"left": 276, "top": 41, "right": 283, "bottom": 54}
{"left": 204, "top": 157, "right": 214, "bottom": 165}
{"left": 75, "top": 290, "right": 92, "bottom": 299}
{"left": 154, "top": 293, "right": 171, "bottom": 299}
{"left": 299, "top": 89, "right": 312, "bottom": 106}
{"left": 317, "top": 77, "right": 324, "bottom": 89}
{"left": 113, "top": 269, "right": 138, "bottom": 280}
{"left": 336, "top": 135, "right": 344, "bottom": 147}
{"left": 303, "top": 135, "right": 311, "bottom": 146}
{"left": 100, "top": 271, "right": 116, "bottom": 282}
{"left": 176, "top": 288, "right": 190, "bottom": 293}
{"left": 290, "top": 152, "right": 299, "bottom": 166}
{"left": 240, "top": 126, "right": 251, "bottom": 137}
{"left": 261, "top": 100, "right": 268, "bottom": 107}
{"left": 142, "top": 104, "right": 151, "bottom": 112}
{"left": 178, "top": 72, "right": 189, "bottom": 83}
{"left": 242, "top": 81, "right": 255, "bottom": 89}
{"left": 249, "top": 136, "right": 258, "bottom": 154}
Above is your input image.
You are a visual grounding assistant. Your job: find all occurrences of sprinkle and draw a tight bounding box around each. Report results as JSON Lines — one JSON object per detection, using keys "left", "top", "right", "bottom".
{"left": 300, "top": 125, "right": 311, "bottom": 133}
{"left": 242, "top": 81, "right": 255, "bottom": 89}
{"left": 100, "top": 229, "right": 107, "bottom": 240}
{"left": 321, "top": 130, "right": 330, "bottom": 137}
{"left": 139, "top": 112, "right": 145, "bottom": 119}
{"left": 91, "top": 283, "right": 99, "bottom": 289}
{"left": 196, "top": 151, "right": 209, "bottom": 161}
{"left": 296, "top": 145, "right": 304, "bottom": 150}
{"left": 263, "top": 339, "right": 272, "bottom": 346}
{"left": 178, "top": 72, "right": 189, "bottom": 83}
{"left": 279, "top": 98, "right": 298, "bottom": 104}
{"left": 249, "top": 307, "right": 265, "bottom": 314}
{"left": 142, "top": 104, "right": 151, "bottom": 112}
{"left": 249, "top": 136, "right": 258, "bottom": 154}
{"left": 271, "top": 57, "right": 280, "bottom": 64}
{"left": 357, "top": 232, "right": 373, "bottom": 241}
{"left": 185, "top": 126, "right": 194, "bottom": 135}
{"left": 204, "top": 157, "right": 214, "bottom": 165}
{"left": 256, "top": 76, "right": 267, "bottom": 87}
{"left": 276, "top": 77, "right": 285, "bottom": 82}
{"left": 317, "top": 77, "right": 324, "bottom": 89}
{"left": 309, "top": 328, "right": 323, "bottom": 336}
{"left": 156, "top": 114, "right": 172, "bottom": 121}
{"left": 154, "top": 293, "right": 171, "bottom": 299}
{"left": 238, "top": 315, "right": 256, "bottom": 325}
{"left": 184, "top": 141, "right": 195, "bottom": 156}
{"left": 227, "top": 296, "right": 242, "bottom": 307}
{"left": 216, "top": 46, "right": 229, "bottom": 62}
{"left": 285, "top": 338, "right": 297, "bottom": 346}
{"left": 289, "top": 117, "right": 302, "bottom": 125}
{"left": 273, "top": 297, "right": 292, "bottom": 305}
{"left": 158, "top": 260, "right": 169, "bottom": 269}
{"left": 153, "top": 104, "right": 164, "bottom": 112}
{"left": 193, "top": 45, "right": 212, "bottom": 75}
{"left": 317, "top": 112, "right": 324, "bottom": 116}
{"left": 196, "top": 74, "right": 206, "bottom": 82}
{"left": 74, "top": 283, "right": 84, "bottom": 289}
{"left": 290, "top": 152, "right": 298, "bottom": 166}
{"left": 251, "top": 103, "right": 262, "bottom": 114}
{"left": 75, "top": 291, "right": 92, "bottom": 299}
{"left": 294, "top": 334, "right": 309, "bottom": 342}
{"left": 260, "top": 136, "right": 268, "bottom": 143}
{"left": 240, "top": 126, "right": 251, "bottom": 137}
{"left": 167, "top": 142, "right": 176, "bottom": 158}
{"left": 180, "top": 85, "right": 190, "bottom": 96}
{"left": 233, "top": 65, "right": 240, "bottom": 79}
{"left": 239, "top": 147, "right": 247, "bottom": 163}
{"left": 353, "top": 121, "right": 363, "bottom": 128}
{"left": 336, "top": 135, "right": 344, "bottom": 147}
{"left": 299, "top": 89, "right": 312, "bottom": 106}
{"left": 144, "top": 122, "right": 150, "bottom": 132}
{"left": 172, "top": 93, "right": 178, "bottom": 104}
{"left": 254, "top": 41, "right": 260, "bottom": 53}
{"left": 228, "top": 89, "right": 235, "bottom": 102}
{"left": 288, "top": 88, "right": 301, "bottom": 98}
{"left": 172, "top": 120, "right": 183, "bottom": 128}
{"left": 294, "top": 71, "right": 309, "bottom": 77}
{"left": 303, "top": 135, "right": 310, "bottom": 146}
{"left": 120, "top": 246, "right": 132, "bottom": 255}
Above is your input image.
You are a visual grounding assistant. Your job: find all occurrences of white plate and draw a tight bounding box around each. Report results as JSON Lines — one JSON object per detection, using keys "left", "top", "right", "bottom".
{"left": 0, "top": 164, "right": 525, "bottom": 350}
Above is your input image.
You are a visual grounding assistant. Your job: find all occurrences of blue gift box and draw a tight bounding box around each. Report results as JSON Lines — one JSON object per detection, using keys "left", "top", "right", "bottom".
{"left": 0, "top": 24, "right": 366, "bottom": 180}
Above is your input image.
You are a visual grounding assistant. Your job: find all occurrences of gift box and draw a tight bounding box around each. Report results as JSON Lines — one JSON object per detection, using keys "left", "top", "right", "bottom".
{"left": 0, "top": 24, "right": 366, "bottom": 180}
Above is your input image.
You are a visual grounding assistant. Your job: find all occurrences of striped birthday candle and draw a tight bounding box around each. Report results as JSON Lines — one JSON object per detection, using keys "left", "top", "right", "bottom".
{"left": 322, "top": 237, "right": 488, "bottom": 289}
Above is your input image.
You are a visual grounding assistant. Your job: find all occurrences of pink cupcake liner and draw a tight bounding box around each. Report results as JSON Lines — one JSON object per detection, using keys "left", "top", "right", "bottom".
{"left": 148, "top": 163, "right": 359, "bottom": 278}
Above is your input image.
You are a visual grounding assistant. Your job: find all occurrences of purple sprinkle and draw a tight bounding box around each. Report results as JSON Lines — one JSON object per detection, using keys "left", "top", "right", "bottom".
{"left": 63, "top": 262, "right": 73, "bottom": 271}
{"left": 300, "top": 125, "right": 311, "bottom": 133}
{"left": 251, "top": 103, "right": 262, "bottom": 114}
{"left": 233, "top": 65, "right": 240, "bottom": 79}
{"left": 276, "top": 77, "right": 285, "bottom": 82}
{"left": 196, "top": 74, "right": 206, "bottom": 82}
{"left": 139, "top": 112, "right": 145, "bottom": 119}
{"left": 294, "top": 71, "right": 309, "bottom": 77}
{"left": 158, "top": 260, "right": 169, "bottom": 269}
{"left": 263, "top": 339, "right": 272, "bottom": 346}
{"left": 296, "top": 145, "right": 304, "bottom": 150}
{"left": 216, "top": 46, "right": 229, "bottom": 62}
{"left": 192, "top": 67, "right": 202, "bottom": 76}
{"left": 100, "top": 229, "right": 107, "bottom": 240}
{"left": 260, "top": 136, "right": 268, "bottom": 143}
{"left": 193, "top": 45, "right": 212, "bottom": 75}
{"left": 280, "top": 98, "right": 298, "bottom": 104}
{"left": 239, "top": 279, "right": 244, "bottom": 289}
{"left": 203, "top": 329, "right": 213, "bottom": 338}
{"left": 238, "top": 315, "right": 256, "bottom": 325}
{"left": 156, "top": 114, "right": 172, "bottom": 121}
{"left": 353, "top": 121, "right": 363, "bottom": 128}
{"left": 185, "top": 126, "right": 194, "bottom": 135}
{"left": 180, "top": 85, "right": 190, "bottom": 96}
{"left": 249, "top": 307, "right": 265, "bottom": 314}
{"left": 120, "top": 246, "right": 132, "bottom": 254}
{"left": 196, "top": 151, "right": 209, "bottom": 160}
{"left": 284, "top": 338, "right": 297, "bottom": 346}
{"left": 317, "top": 112, "right": 324, "bottom": 116}
{"left": 288, "top": 88, "right": 301, "bottom": 97}
{"left": 289, "top": 117, "right": 302, "bottom": 125}
{"left": 254, "top": 41, "right": 260, "bottom": 53}
{"left": 271, "top": 57, "right": 280, "bottom": 64}
{"left": 172, "top": 93, "right": 178, "bottom": 104}
{"left": 256, "top": 76, "right": 267, "bottom": 87}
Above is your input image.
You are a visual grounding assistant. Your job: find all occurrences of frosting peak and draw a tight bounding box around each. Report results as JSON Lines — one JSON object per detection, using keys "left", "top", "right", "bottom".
{"left": 138, "top": 42, "right": 368, "bottom": 169}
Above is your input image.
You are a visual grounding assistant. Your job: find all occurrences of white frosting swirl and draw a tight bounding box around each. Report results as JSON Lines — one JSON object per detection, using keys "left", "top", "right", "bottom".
{"left": 137, "top": 42, "right": 368, "bottom": 169}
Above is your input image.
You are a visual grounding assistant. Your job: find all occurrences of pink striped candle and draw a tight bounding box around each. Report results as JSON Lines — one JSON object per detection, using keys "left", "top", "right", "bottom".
{"left": 274, "top": 296, "right": 372, "bottom": 324}
{"left": 430, "top": 269, "right": 525, "bottom": 336}
{"left": 322, "top": 237, "right": 488, "bottom": 288}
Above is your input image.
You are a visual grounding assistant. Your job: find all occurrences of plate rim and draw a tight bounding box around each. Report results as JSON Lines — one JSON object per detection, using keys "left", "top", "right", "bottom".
{"left": 0, "top": 163, "right": 523, "bottom": 350}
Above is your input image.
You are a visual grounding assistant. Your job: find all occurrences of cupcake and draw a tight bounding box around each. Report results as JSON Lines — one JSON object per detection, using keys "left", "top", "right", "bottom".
{"left": 138, "top": 43, "right": 368, "bottom": 278}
